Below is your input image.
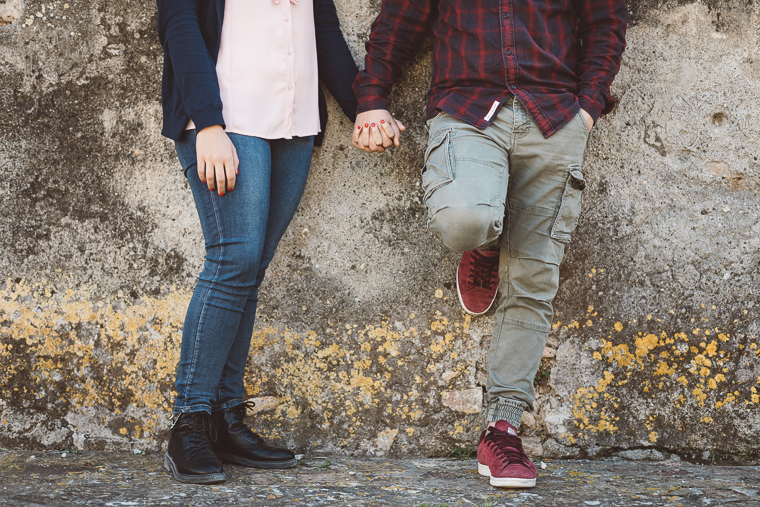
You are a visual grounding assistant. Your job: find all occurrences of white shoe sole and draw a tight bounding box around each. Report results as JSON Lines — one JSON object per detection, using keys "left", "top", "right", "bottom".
{"left": 478, "top": 462, "right": 536, "bottom": 488}
{"left": 455, "top": 274, "right": 497, "bottom": 316}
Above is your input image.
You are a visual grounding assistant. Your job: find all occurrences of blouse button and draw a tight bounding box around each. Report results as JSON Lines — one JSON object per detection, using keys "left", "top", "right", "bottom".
{"left": 288, "top": 84, "right": 294, "bottom": 90}
{"left": 284, "top": 15, "right": 290, "bottom": 21}
{"left": 288, "top": 49, "right": 293, "bottom": 54}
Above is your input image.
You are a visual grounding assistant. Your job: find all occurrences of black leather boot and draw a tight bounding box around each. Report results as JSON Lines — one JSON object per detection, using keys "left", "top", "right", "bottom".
{"left": 212, "top": 402, "right": 297, "bottom": 468}
{"left": 164, "top": 412, "right": 227, "bottom": 484}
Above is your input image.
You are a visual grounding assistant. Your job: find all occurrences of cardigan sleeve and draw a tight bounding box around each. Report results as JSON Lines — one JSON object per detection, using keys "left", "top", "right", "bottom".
{"left": 156, "top": 0, "right": 225, "bottom": 132}
{"left": 314, "top": 0, "right": 359, "bottom": 122}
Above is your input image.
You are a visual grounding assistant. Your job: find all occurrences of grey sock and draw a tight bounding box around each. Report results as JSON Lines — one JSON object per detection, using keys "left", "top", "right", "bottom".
{"left": 486, "top": 399, "right": 525, "bottom": 430}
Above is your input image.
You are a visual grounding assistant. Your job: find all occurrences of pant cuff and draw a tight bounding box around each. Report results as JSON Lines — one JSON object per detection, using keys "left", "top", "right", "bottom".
{"left": 212, "top": 398, "right": 245, "bottom": 412}
{"left": 172, "top": 404, "right": 212, "bottom": 415}
{"left": 486, "top": 399, "right": 525, "bottom": 430}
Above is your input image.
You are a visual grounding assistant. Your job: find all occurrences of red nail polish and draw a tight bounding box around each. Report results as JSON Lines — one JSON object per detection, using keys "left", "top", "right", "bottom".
{"left": 236, "top": 169, "right": 239, "bottom": 175}
{"left": 364, "top": 123, "right": 369, "bottom": 128}
{"left": 380, "top": 119, "right": 385, "bottom": 124}
{"left": 371, "top": 123, "right": 376, "bottom": 127}
{"left": 357, "top": 125, "right": 361, "bottom": 130}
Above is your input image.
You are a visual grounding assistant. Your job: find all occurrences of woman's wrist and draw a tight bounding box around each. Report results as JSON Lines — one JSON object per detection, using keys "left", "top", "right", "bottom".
{"left": 198, "top": 124, "right": 225, "bottom": 136}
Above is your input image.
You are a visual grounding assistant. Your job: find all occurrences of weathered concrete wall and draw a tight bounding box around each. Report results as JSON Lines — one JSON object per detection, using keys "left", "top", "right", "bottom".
{"left": 1, "top": 0, "right": 758, "bottom": 463}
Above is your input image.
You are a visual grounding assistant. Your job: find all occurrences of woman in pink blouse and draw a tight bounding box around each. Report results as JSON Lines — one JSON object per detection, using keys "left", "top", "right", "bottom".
{"left": 157, "top": 0, "right": 360, "bottom": 484}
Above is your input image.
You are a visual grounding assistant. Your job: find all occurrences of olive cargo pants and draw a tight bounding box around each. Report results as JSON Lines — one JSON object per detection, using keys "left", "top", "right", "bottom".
{"left": 423, "top": 97, "right": 589, "bottom": 427}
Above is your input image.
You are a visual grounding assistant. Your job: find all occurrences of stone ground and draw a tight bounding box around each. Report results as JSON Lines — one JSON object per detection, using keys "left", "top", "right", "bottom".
{"left": 0, "top": 451, "right": 759, "bottom": 506}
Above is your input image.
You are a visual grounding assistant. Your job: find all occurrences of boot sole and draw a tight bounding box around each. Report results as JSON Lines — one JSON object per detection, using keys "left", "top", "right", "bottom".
{"left": 478, "top": 462, "right": 536, "bottom": 488}
{"left": 455, "top": 274, "right": 497, "bottom": 316}
{"left": 164, "top": 453, "right": 227, "bottom": 484}
{"left": 216, "top": 453, "right": 298, "bottom": 469}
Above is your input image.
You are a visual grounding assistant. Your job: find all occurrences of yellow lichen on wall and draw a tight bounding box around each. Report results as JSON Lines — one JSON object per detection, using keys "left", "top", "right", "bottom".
{"left": 1, "top": 279, "right": 482, "bottom": 450}
{"left": 559, "top": 303, "right": 759, "bottom": 444}
{"left": 0, "top": 278, "right": 188, "bottom": 441}
{"left": 246, "top": 312, "right": 478, "bottom": 443}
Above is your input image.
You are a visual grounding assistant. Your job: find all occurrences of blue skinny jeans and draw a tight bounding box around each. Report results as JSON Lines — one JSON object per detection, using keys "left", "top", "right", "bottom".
{"left": 172, "top": 131, "right": 314, "bottom": 414}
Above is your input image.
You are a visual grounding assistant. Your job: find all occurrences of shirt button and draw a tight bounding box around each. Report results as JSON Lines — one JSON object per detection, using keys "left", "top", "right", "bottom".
{"left": 285, "top": 15, "right": 290, "bottom": 21}
{"left": 288, "top": 49, "right": 293, "bottom": 54}
{"left": 503, "top": 13, "right": 509, "bottom": 19}
{"left": 505, "top": 50, "right": 512, "bottom": 55}
{"left": 288, "top": 84, "right": 294, "bottom": 90}
{"left": 511, "top": 84, "right": 518, "bottom": 90}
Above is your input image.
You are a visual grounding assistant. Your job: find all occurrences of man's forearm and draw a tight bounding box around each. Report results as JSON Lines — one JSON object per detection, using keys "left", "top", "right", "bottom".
{"left": 352, "top": 0, "right": 435, "bottom": 113}
{"left": 574, "top": 0, "right": 628, "bottom": 121}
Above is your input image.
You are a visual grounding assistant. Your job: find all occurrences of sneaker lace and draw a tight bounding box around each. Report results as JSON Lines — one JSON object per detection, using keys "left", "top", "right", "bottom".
{"left": 489, "top": 427, "right": 532, "bottom": 468}
{"left": 469, "top": 251, "right": 499, "bottom": 290}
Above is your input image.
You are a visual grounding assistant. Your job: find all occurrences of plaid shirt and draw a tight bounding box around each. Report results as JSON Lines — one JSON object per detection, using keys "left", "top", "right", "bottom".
{"left": 353, "top": 0, "right": 627, "bottom": 137}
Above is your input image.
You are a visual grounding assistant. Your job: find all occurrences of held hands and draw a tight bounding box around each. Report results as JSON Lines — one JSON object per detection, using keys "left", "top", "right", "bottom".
{"left": 351, "top": 109, "right": 406, "bottom": 153}
{"left": 196, "top": 125, "right": 239, "bottom": 196}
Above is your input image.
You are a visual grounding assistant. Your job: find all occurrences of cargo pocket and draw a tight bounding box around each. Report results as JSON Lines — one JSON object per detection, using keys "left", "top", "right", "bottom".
{"left": 421, "top": 128, "right": 454, "bottom": 202}
{"left": 550, "top": 165, "right": 586, "bottom": 244}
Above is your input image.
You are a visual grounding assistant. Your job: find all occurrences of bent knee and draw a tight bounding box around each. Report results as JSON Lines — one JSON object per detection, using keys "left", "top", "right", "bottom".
{"left": 204, "top": 242, "right": 262, "bottom": 283}
{"left": 429, "top": 205, "right": 500, "bottom": 251}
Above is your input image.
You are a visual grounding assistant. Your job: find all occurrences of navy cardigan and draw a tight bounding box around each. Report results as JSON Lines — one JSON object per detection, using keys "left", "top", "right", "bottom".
{"left": 156, "top": 0, "right": 358, "bottom": 145}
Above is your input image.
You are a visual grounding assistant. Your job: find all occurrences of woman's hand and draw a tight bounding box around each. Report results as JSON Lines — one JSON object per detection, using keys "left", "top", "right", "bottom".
{"left": 196, "top": 125, "right": 239, "bottom": 196}
{"left": 352, "top": 110, "right": 406, "bottom": 153}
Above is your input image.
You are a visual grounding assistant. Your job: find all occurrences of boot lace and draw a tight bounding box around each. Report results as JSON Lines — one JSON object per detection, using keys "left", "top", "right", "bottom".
{"left": 488, "top": 427, "right": 532, "bottom": 469}
{"left": 228, "top": 401, "right": 262, "bottom": 442}
{"left": 181, "top": 412, "right": 215, "bottom": 456}
{"left": 468, "top": 250, "right": 499, "bottom": 290}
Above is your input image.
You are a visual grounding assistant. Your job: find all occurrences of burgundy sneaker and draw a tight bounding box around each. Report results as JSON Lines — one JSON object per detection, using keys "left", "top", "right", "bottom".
{"left": 456, "top": 249, "right": 499, "bottom": 315}
{"left": 477, "top": 420, "right": 537, "bottom": 488}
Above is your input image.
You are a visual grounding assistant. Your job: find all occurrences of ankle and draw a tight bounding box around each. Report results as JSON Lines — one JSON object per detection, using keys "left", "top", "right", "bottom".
{"left": 485, "top": 400, "right": 525, "bottom": 430}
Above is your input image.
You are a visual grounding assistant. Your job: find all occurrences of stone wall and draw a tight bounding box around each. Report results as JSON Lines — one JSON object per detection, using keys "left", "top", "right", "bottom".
{"left": 1, "top": 0, "right": 758, "bottom": 463}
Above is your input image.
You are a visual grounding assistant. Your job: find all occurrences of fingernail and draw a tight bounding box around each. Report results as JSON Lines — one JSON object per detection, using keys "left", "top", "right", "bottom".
{"left": 357, "top": 125, "right": 361, "bottom": 130}
{"left": 236, "top": 169, "right": 239, "bottom": 175}
{"left": 371, "top": 123, "right": 376, "bottom": 127}
{"left": 364, "top": 123, "right": 369, "bottom": 128}
{"left": 380, "top": 119, "right": 385, "bottom": 124}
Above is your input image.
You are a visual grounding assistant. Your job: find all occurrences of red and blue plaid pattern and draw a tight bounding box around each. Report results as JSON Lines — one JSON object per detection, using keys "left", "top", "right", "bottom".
{"left": 353, "top": 0, "right": 627, "bottom": 138}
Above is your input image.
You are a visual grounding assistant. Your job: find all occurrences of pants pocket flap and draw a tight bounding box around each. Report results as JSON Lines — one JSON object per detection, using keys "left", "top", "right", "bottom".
{"left": 421, "top": 128, "right": 454, "bottom": 201}
{"left": 550, "top": 164, "right": 585, "bottom": 244}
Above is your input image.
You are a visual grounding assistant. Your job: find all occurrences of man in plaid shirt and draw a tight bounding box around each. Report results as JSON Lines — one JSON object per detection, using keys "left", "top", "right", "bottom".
{"left": 351, "top": 0, "right": 626, "bottom": 488}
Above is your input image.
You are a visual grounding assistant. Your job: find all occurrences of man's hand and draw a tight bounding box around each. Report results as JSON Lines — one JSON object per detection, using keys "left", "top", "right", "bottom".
{"left": 352, "top": 109, "right": 406, "bottom": 153}
{"left": 580, "top": 108, "right": 594, "bottom": 133}
{"left": 196, "top": 125, "right": 239, "bottom": 196}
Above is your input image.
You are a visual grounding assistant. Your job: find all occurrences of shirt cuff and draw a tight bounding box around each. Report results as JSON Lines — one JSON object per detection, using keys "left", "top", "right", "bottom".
{"left": 577, "top": 88, "right": 606, "bottom": 124}
{"left": 191, "top": 109, "right": 226, "bottom": 133}
{"left": 356, "top": 96, "right": 390, "bottom": 115}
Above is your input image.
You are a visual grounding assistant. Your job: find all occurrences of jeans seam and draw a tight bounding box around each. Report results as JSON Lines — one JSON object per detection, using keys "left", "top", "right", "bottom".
{"left": 183, "top": 190, "right": 224, "bottom": 407}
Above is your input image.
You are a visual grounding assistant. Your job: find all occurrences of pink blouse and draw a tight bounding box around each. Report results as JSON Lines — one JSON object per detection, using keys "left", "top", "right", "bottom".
{"left": 188, "top": 0, "right": 321, "bottom": 139}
